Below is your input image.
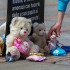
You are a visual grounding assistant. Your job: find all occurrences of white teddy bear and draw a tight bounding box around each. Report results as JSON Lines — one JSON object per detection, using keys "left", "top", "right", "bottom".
{"left": 5, "top": 17, "right": 39, "bottom": 62}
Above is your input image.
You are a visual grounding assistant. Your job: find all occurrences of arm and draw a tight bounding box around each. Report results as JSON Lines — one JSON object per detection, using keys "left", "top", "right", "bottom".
{"left": 48, "top": 0, "right": 69, "bottom": 37}
{"left": 48, "top": 11, "right": 65, "bottom": 37}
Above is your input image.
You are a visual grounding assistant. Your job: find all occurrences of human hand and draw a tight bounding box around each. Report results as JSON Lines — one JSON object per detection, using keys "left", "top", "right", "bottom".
{"left": 48, "top": 22, "right": 61, "bottom": 37}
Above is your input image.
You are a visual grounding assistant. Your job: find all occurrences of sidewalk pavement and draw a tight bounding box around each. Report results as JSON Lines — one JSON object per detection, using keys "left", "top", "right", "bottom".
{"left": 0, "top": 60, "right": 70, "bottom": 70}
{"left": 0, "top": 0, "right": 70, "bottom": 70}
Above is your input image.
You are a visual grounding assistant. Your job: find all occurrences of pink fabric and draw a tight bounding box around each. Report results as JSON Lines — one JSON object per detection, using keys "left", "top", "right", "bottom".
{"left": 26, "top": 55, "right": 46, "bottom": 61}
{"left": 14, "top": 38, "right": 31, "bottom": 55}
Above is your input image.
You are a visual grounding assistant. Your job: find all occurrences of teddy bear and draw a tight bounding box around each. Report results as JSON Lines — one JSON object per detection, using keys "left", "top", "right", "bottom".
{"left": 5, "top": 17, "right": 39, "bottom": 62}
{"left": 31, "top": 22, "right": 49, "bottom": 53}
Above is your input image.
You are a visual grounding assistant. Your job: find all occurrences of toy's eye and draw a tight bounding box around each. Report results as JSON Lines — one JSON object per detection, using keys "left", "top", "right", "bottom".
{"left": 39, "top": 30, "right": 41, "bottom": 31}
{"left": 20, "top": 27, "right": 23, "bottom": 30}
{"left": 26, "top": 29, "right": 28, "bottom": 31}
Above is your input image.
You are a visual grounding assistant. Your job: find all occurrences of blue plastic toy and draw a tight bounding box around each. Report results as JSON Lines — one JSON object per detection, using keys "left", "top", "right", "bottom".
{"left": 50, "top": 46, "right": 67, "bottom": 56}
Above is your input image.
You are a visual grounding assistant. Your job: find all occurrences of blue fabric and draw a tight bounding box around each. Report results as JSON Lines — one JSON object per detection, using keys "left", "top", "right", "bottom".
{"left": 59, "top": 0, "right": 69, "bottom": 1}
{"left": 58, "top": 0, "right": 69, "bottom": 12}
{"left": 61, "top": 46, "right": 70, "bottom": 52}
{"left": 5, "top": 55, "right": 14, "bottom": 62}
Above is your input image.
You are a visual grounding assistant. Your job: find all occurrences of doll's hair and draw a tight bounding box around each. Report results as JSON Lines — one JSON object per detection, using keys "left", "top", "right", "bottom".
{"left": 50, "top": 35, "right": 56, "bottom": 39}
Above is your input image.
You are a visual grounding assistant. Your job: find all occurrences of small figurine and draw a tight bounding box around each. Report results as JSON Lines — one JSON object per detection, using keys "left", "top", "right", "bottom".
{"left": 48, "top": 35, "right": 66, "bottom": 56}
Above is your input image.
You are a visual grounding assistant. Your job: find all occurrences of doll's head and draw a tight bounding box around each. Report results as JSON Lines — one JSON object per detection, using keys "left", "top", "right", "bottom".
{"left": 50, "top": 35, "right": 56, "bottom": 41}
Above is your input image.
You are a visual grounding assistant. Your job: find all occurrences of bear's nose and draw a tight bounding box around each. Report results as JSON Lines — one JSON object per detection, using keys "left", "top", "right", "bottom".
{"left": 24, "top": 30, "right": 26, "bottom": 33}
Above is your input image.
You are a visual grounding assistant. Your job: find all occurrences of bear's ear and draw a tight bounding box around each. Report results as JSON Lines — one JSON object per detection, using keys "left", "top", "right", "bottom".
{"left": 33, "top": 22, "right": 39, "bottom": 27}
{"left": 11, "top": 17, "right": 19, "bottom": 26}
{"left": 27, "top": 19, "right": 32, "bottom": 26}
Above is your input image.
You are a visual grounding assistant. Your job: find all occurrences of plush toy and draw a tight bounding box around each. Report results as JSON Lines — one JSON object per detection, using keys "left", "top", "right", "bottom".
{"left": 0, "top": 22, "right": 6, "bottom": 33}
{"left": 0, "top": 22, "right": 6, "bottom": 54}
{"left": 31, "top": 22, "right": 49, "bottom": 53}
{"left": 6, "top": 17, "right": 39, "bottom": 62}
{"left": 0, "top": 34, "right": 5, "bottom": 54}
{"left": 48, "top": 35, "right": 66, "bottom": 56}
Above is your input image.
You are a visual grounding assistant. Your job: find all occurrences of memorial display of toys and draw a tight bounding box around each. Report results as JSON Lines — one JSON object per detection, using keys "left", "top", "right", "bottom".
{"left": 6, "top": 17, "right": 39, "bottom": 62}
{"left": 0, "top": 34, "right": 5, "bottom": 54}
{"left": 31, "top": 22, "right": 49, "bottom": 53}
{"left": 48, "top": 35, "right": 67, "bottom": 56}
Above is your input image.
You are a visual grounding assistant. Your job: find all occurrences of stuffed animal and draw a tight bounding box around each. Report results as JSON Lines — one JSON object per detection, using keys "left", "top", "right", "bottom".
{"left": 0, "top": 22, "right": 6, "bottom": 33}
{"left": 0, "top": 34, "right": 5, "bottom": 54}
{"left": 31, "top": 22, "right": 49, "bottom": 53}
{"left": 6, "top": 17, "right": 39, "bottom": 62}
{"left": 0, "top": 22, "right": 6, "bottom": 54}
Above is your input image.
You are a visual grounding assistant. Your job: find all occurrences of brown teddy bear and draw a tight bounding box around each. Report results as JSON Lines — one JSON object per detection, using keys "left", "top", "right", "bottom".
{"left": 31, "top": 22, "right": 49, "bottom": 53}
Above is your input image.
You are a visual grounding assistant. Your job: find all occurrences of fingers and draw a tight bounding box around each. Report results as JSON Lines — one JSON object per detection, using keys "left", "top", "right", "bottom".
{"left": 48, "top": 28, "right": 53, "bottom": 38}
{"left": 56, "top": 30, "right": 60, "bottom": 37}
{"left": 48, "top": 28, "right": 60, "bottom": 38}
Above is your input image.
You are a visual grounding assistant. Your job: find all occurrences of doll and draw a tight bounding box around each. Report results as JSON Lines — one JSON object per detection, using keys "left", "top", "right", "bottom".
{"left": 48, "top": 35, "right": 66, "bottom": 56}
{"left": 48, "top": 35, "right": 59, "bottom": 51}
